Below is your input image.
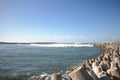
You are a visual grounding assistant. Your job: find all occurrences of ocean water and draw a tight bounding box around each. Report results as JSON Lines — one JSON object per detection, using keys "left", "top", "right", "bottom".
{"left": 0, "top": 43, "right": 103, "bottom": 79}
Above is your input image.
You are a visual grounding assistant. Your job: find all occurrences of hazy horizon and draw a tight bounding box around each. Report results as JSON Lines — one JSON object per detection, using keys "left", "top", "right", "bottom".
{"left": 1, "top": 0, "right": 120, "bottom": 43}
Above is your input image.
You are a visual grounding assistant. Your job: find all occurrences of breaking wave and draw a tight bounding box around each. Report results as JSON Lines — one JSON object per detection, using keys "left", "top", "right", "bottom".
{"left": 30, "top": 43, "right": 93, "bottom": 47}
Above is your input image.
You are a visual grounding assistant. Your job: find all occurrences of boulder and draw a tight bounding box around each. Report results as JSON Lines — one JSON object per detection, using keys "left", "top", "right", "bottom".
{"left": 51, "top": 73, "right": 62, "bottom": 80}
{"left": 70, "top": 66, "right": 93, "bottom": 80}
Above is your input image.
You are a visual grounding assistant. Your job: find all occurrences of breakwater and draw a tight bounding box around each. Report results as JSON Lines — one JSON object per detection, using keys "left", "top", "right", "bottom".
{"left": 29, "top": 42, "right": 120, "bottom": 80}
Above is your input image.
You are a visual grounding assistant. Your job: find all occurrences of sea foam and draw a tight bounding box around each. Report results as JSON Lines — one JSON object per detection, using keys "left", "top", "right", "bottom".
{"left": 30, "top": 43, "right": 93, "bottom": 47}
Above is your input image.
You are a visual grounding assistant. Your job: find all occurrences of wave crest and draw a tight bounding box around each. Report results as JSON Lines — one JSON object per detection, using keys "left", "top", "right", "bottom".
{"left": 30, "top": 43, "right": 93, "bottom": 47}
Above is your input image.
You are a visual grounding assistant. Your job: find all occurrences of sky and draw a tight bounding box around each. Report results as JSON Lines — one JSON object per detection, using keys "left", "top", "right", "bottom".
{"left": 0, "top": 0, "right": 120, "bottom": 43}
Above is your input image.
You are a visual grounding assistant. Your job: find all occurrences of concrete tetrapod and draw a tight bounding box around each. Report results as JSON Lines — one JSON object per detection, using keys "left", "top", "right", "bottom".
{"left": 51, "top": 73, "right": 62, "bottom": 80}
{"left": 93, "top": 66, "right": 110, "bottom": 80}
{"left": 107, "top": 62, "right": 120, "bottom": 80}
{"left": 88, "top": 70, "right": 98, "bottom": 80}
{"left": 70, "top": 65, "right": 94, "bottom": 80}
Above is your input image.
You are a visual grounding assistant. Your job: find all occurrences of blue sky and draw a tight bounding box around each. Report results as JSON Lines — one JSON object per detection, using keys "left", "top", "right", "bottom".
{"left": 0, "top": 0, "right": 120, "bottom": 43}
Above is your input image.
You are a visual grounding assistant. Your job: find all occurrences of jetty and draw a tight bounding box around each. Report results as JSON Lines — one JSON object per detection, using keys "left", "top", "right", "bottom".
{"left": 29, "top": 42, "right": 120, "bottom": 80}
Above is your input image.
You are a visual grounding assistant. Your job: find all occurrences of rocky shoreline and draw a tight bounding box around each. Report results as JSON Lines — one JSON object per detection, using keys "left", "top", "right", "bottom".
{"left": 29, "top": 42, "right": 120, "bottom": 80}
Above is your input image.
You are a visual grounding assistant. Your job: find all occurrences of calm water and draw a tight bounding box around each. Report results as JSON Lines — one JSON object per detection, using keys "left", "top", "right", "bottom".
{"left": 0, "top": 44, "right": 103, "bottom": 79}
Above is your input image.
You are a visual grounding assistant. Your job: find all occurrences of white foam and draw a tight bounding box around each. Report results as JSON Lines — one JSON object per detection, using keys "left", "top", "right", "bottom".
{"left": 30, "top": 43, "right": 93, "bottom": 47}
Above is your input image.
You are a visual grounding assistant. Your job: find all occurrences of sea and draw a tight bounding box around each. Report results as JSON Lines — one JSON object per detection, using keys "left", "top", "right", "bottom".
{"left": 0, "top": 43, "right": 104, "bottom": 80}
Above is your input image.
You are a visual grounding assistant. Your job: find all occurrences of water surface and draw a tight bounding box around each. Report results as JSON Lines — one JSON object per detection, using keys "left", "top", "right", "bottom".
{"left": 0, "top": 44, "right": 103, "bottom": 79}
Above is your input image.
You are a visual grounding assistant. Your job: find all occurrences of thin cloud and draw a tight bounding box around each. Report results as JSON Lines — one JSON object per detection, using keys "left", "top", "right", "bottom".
{"left": 39, "top": 35, "right": 84, "bottom": 42}
{"left": 54, "top": 35, "right": 83, "bottom": 39}
{"left": 54, "top": 36, "right": 74, "bottom": 39}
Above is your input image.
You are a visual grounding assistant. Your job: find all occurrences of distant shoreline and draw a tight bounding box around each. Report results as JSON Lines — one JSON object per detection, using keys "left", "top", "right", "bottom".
{"left": 0, "top": 42, "right": 94, "bottom": 44}
{"left": 0, "top": 42, "right": 56, "bottom": 44}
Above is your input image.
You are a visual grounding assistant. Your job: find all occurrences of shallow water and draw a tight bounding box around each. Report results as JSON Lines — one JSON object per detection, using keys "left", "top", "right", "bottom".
{"left": 0, "top": 44, "right": 103, "bottom": 79}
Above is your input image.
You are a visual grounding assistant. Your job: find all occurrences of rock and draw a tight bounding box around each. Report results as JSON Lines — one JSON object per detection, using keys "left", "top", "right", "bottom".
{"left": 114, "top": 57, "right": 120, "bottom": 63}
{"left": 62, "top": 71, "right": 71, "bottom": 80}
{"left": 92, "top": 62, "right": 99, "bottom": 73}
{"left": 107, "top": 69, "right": 120, "bottom": 80}
{"left": 92, "top": 62, "right": 99, "bottom": 68}
{"left": 70, "top": 65, "right": 93, "bottom": 80}
{"left": 100, "top": 61, "right": 110, "bottom": 71}
{"left": 93, "top": 66, "right": 110, "bottom": 80}
{"left": 51, "top": 73, "right": 62, "bottom": 80}
{"left": 29, "top": 76, "right": 41, "bottom": 80}
{"left": 107, "top": 62, "right": 120, "bottom": 80}
{"left": 110, "top": 62, "right": 119, "bottom": 70}
{"left": 88, "top": 70, "right": 98, "bottom": 80}
{"left": 29, "top": 76, "right": 37, "bottom": 80}
{"left": 98, "top": 72, "right": 109, "bottom": 80}
{"left": 93, "top": 66, "right": 102, "bottom": 76}
{"left": 44, "top": 76, "right": 50, "bottom": 80}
